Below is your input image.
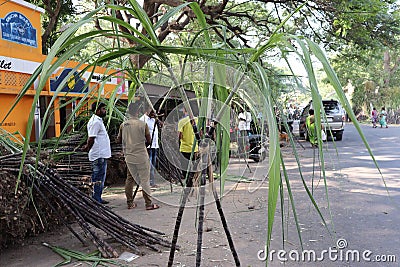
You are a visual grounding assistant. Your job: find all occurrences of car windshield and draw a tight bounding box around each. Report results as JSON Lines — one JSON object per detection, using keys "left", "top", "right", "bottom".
{"left": 323, "top": 102, "right": 340, "bottom": 115}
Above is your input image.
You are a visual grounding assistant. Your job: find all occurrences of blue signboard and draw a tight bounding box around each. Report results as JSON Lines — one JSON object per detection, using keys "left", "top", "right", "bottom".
{"left": 50, "top": 68, "right": 88, "bottom": 94}
{"left": 1, "top": 12, "right": 37, "bottom": 47}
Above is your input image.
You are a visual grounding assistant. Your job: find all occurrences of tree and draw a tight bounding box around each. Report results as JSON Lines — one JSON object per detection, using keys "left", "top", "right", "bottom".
{"left": 314, "top": 0, "right": 400, "bottom": 112}
{"left": 27, "top": 0, "right": 77, "bottom": 54}
{"left": 78, "top": 0, "right": 399, "bottom": 68}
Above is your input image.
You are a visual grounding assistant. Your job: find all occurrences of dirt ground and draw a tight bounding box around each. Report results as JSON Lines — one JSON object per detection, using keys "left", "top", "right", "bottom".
{"left": 1, "top": 124, "right": 399, "bottom": 267}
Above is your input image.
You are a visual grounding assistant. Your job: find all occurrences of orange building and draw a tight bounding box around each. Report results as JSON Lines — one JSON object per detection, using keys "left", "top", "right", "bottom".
{"left": 0, "top": 0, "right": 127, "bottom": 141}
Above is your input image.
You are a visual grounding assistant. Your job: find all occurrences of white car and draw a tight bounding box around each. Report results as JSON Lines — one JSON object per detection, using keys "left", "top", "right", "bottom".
{"left": 299, "top": 99, "right": 346, "bottom": 141}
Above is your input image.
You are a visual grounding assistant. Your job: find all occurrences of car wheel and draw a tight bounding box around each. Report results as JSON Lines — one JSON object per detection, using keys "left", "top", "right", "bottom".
{"left": 335, "top": 132, "right": 343, "bottom": 141}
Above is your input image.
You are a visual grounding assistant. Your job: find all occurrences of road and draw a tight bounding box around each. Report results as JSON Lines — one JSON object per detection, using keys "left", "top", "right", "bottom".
{"left": 266, "top": 122, "right": 400, "bottom": 266}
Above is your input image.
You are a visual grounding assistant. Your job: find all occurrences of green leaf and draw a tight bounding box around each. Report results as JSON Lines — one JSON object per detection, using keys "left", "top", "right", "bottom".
{"left": 127, "top": 0, "right": 160, "bottom": 45}
{"left": 154, "top": 3, "right": 192, "bottom": 30}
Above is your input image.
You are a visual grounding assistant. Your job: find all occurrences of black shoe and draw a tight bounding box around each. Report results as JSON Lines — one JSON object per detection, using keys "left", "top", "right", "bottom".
{"left": 101, "top": 200, "right": 110, "bottom": 204}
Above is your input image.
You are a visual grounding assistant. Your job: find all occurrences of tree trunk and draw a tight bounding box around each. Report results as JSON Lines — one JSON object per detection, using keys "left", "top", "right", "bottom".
{"left": 41, "top": 0, "right": 63, "bottom": 55}
{"left": 383, "top": 50, "right": 400, "bottom": 87}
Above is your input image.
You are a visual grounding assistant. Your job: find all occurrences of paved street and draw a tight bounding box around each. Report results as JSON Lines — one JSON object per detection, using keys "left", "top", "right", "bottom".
{"left": 214, "top": 122, "right": 400, "bottom": 266}
{"left": 264, "top": 122, "right": 400, "bottom": 266}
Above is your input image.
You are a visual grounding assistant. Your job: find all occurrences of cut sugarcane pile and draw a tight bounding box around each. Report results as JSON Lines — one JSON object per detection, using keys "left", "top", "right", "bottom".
{"left": 46, "top": 132, "right": 184, "bottom": 187}
{"left": 0, "top": 166, "right": 69, "bottom": 249}
{"left": 158, "top": 143, "right": 184, "bottom": 185}
{"left": 37, "top": 133, "right": 94, "bottom": 193}
{"left": 0, "top": 150, "right": 171, "bottom": 257}
{"left": 41, "top": 133, "right": 126, "bottom": 188}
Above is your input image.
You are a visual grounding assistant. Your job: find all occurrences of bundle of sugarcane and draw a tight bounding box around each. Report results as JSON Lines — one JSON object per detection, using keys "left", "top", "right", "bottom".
{"left": 0, "top": 151, "right": 172, "bottom": 257}
{"left": 157, "top": 145, "right": 184, "bottom": 186}
{"left": 0, "top": 168, "right": 71, "bottom": 249}
{"left": 49, "top": 134, "right": 126, "bottom": 188}
{"left": 0, "top": 150, "right": 73, "bottom": 249}
{"left": 39, "top": 133, "right": 125, "bottom": 191}
{"left": 32, "top": 133, "right": 93, "bottom": 192}
{"left": 157, "top": 143, "right": 184, "bottom": 186}
{"left": 51, "top": 151, "right": 92, "bottom": 193}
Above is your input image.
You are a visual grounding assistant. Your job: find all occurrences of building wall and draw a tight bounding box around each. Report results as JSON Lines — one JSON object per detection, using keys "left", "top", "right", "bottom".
{"left": 0, "top": 0, "right": 44, "bottom": 61}
{"left": 0, "top": 94, "right": 35, "bottom": 139}
{"left": 0, "top": 1, "right": 128, "bottom": 141}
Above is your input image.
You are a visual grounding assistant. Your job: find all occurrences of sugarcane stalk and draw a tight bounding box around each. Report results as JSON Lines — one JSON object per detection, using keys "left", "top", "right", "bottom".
{"left": 0, "top": 151, "right": 22, "bottom": 160}
{"left": 205, "top": 132, "right": 241, "bottom": 266}
{"left": 36, "top": 159, "right": 171, "bottom": 250}
{"left": 36, "top": 173, "right": 115, "bottom": 258}
{"left": 83, "top": 206, "right": 167, "bottom": 250}
{"left": 195, "top": 175, "right": 206, "bottom": 266}
{"left": 0, "top": 167, "right": 20, "bottom": 172}
{"left": 212, "top": 188, "right": 241, "bottom": 266}
{"left": 1, "top": 147, "right": 172, "bottom": 256}
{"left": 167, "top": 186, "right": 192, "bottom": 267}
{"left": 29, "top": 180, "right": 86, "bottom": 245}
{"left": 195, "top": 142, "right": 211, "bottom": 266}
{"left": 70, "top": 206, "right": 117, "bottom": 258}
{"left": 84, "top": 212, "right": 142, "bottom": 254}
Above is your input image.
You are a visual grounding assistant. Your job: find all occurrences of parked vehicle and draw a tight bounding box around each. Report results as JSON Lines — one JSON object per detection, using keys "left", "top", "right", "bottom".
{"left": 231, "top": 133, "right": 268, "bottom": 162}
{"left": 299, "top": 99, "right": 346, "bottom": 141}
{"left": 248, "top": 134, "right": 268, "bottom": 162}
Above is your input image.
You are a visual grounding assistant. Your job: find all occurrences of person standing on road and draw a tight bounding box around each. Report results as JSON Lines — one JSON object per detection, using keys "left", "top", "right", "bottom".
{"left": 82, "top": 102, "right": 111, "bottom": 204}
{"left": 117, "top": 103, "right": 160, "bottom": 210}
{"left": 140, "top": 109, "right": 161, "bottom": 187}
{"left": 178, "top": 107, "right": 198, "bottom": 187}
{"left": 371, "top": 107, "right": 378, "bottom": 128}
{"left": 379, "top": 107, "right": 388, "bottom": 128}
{"left": 238, "top": 108, "right": 252, "bottom": 155}
{"left": 238, "top": 108, "right": 252, "bottom": 136}
{"left": 306, "top": 109, "right": 317, "bottom": 147}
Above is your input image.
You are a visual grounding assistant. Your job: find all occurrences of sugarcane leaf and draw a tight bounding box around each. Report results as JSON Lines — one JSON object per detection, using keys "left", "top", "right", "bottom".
{"left": 98, "top": 16, "right": 153, "bottom": 45}
{"left": 213, "top": 66, "right": 230, "bottom": 194}
{"left": 251, "top": 61, "right": 284, "bottom": 255}
{"left": 250, "top": 2, "right": 306, "bottom": 62}
{"left": 188, "top": 2, "right": 212, "bottom": 48}
{"left": 126, "top": 0, "right": 160, "bottom": 45}
{"left": 306, "top": 39, "right": 387, "bottom": 188}
{"left": 54, "top": 257, "right": 72, "bottom": 267}
{"left": 154, "top": 2, "right": 192, "bottom": 30}
{"left": 44, "top": 243, "right": 123, "bottom": 266}
{"left": 280, "top": 155, "right": 303, "bottom": 250}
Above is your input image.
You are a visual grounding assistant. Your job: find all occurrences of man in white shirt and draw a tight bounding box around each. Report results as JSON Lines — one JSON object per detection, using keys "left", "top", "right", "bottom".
{"left": 237, "top": 108, "right": 252, "bottom": 155}
{"left": 140, "top": 110, "right": 160, "bottom": 187}
{"left": 82, "top": 102, "right": 111, "bottom": 204}
{"left": 238, "top": 109, "right": 252, "bottom": 136}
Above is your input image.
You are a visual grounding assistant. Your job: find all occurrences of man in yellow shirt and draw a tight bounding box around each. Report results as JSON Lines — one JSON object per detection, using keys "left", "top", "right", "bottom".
{"left": 306, "top": 109, "right": 316, "bottom": 147}
{"left": 178, "top": 108, "right": 198, "bottom": 186}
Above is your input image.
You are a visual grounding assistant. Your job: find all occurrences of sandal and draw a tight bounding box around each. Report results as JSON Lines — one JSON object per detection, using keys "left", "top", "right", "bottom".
{"left": 146, "top": 204, "right": 160, "bottom": 210}
{"left": 128, "top": 203, "right": 136, "bottom": 209}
